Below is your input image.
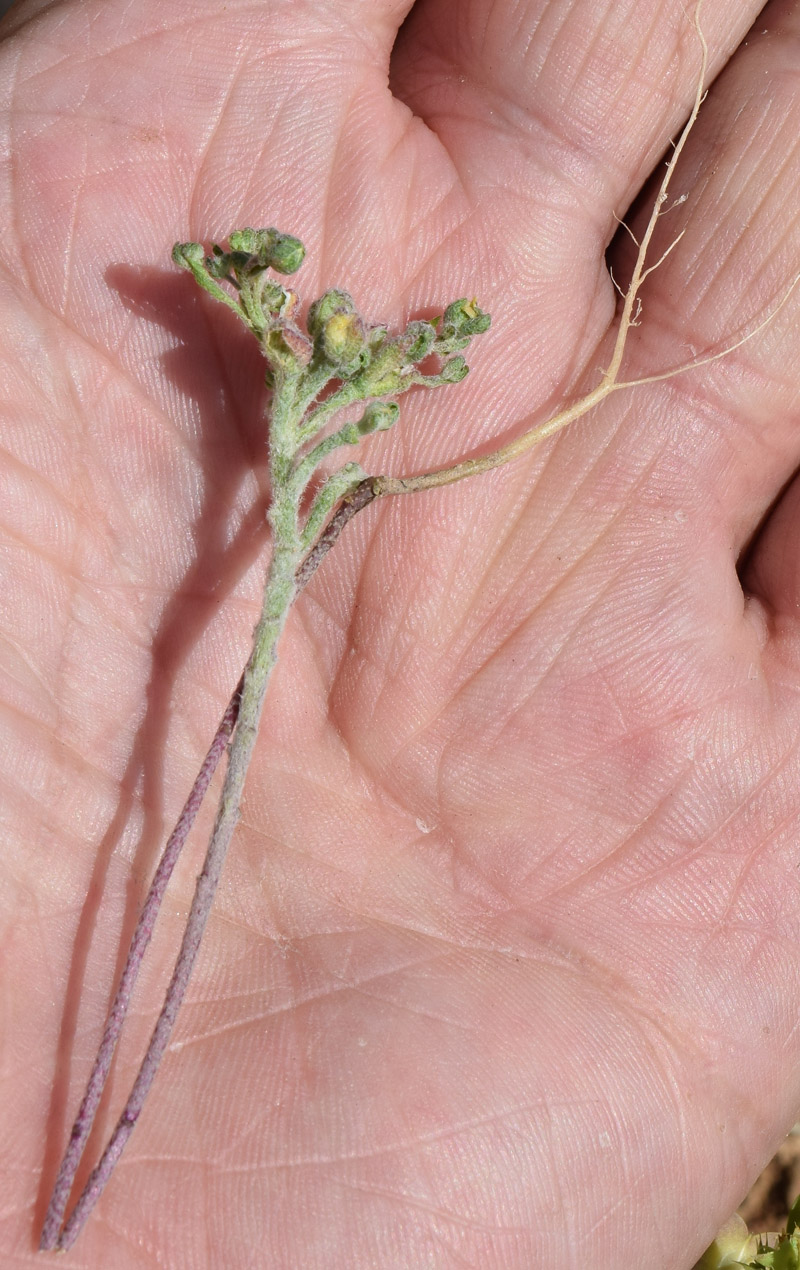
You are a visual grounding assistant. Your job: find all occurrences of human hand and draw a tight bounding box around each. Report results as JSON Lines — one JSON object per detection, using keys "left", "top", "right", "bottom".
{"left": 2, "top": 1, "right": 800, "bottom": 1266}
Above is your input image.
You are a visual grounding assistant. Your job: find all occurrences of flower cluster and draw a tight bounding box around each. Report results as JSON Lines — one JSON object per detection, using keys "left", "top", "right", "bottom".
{"left": 172, "top": 229, "right": 490, "bottom": 412}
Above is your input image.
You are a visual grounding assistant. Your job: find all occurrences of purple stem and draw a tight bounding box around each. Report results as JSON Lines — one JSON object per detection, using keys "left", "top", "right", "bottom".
{"left": 42, "top": 479, "right": 377, "bottom": 1252}
{"left": 39, "top": 681, "right": 242, "bottom": 1251}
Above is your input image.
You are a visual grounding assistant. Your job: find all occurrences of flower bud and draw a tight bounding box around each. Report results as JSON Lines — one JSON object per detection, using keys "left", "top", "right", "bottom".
{"left": 322, "top": 311, "right": 368, "bottom": 368}
{"left": 267, "top": 232, "right": 306, "bottom": 275}
{"left": 438, "top": 356, "right": 468, "bottom": 383}
{"left": 172, "top": 241, "right": 205, "bottom": 270}
{"left": 307, "top": 290, "right": 369, "bottom": 373}
{"left": 306, "top": 289, "right": 358, "bottom": 338}
{"left": 399, "top": 320, "right": 437, "bottom": 363}
{"left": 228, "top": 228, "right": 306, "bottom": 275}
{"left": 439, "top": 298, "right": 491, "bottom": 340}
{"left": 229, "top": 227, "right": 266, "bottom": 255}
{"left": 357, "top": 401, "right": 399, "bottom": 435}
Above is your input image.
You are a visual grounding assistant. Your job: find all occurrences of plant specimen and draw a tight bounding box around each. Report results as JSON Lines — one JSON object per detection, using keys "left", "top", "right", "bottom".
{"left": 39, "top": 227, "right": 490, "bottom": 1251}
{"left": 37, "top": 3, "right": 798, "bottom": 1254}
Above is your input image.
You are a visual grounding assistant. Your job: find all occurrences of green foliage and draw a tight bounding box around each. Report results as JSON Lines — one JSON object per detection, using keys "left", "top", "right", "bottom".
{"left": 744, "top": 1195, "right": 800, "bottom": 1268}
{"left": 696, "top": 1198, "right": 800, "bottom": 1270}
{"left": 173, "top": 229, "right": 491, "bottom": 539}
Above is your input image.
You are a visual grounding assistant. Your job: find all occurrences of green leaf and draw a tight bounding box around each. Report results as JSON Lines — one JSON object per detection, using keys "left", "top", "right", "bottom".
{"left": 774, "top": 1237, "right": 800, "bottom": 1270}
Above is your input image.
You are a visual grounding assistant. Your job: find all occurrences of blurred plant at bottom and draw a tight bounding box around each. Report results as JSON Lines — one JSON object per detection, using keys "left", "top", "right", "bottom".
{"left": 695, "top": 1196, "right": 800, "bottom": 1268}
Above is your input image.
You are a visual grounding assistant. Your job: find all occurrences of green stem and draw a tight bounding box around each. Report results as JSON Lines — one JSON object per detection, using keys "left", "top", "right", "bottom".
{"left": 54, "top": 353, "right": 305, "bottom": 1250}
{"left": 55, "top": 508, "right": 301, "bottom": 1251}
{"left": 296, "top": 378, "right": 362, "bottom": 444}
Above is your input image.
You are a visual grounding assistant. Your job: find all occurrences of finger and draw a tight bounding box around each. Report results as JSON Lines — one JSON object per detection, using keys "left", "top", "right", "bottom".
{"left": 744, "top": 472, "right": 800, "bottom": 624}
{"left": 390, "top": 0, "right": 764, "bottom": 241}
{"left": 604, "top": 0, "right": 800, "bottom": 545}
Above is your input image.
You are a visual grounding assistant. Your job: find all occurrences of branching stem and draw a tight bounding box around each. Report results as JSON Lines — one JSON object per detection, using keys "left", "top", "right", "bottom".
{"left": 373, "top": 4, "right": 707, "bottom": 498}
{"left": 42, "top": 2, "right": 799, "bottom": 1252}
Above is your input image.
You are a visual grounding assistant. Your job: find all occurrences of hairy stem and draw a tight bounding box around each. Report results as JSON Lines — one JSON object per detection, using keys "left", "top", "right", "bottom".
{"left": 41, "top": 469, "right": 382, "bottom": 1251}
{"left": 56, "top": 515, "right": 301, "bottom": 1251}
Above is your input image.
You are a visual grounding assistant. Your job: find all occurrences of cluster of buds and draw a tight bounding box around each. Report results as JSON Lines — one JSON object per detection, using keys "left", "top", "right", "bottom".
{"left": 173, "top": 229, "right": 491, "bottom": 403}
{"left": 173, "top": 229, "right": 313, "bottom": 373}
{"left": 306, "top": 291, "right": 492, "bottom": 396}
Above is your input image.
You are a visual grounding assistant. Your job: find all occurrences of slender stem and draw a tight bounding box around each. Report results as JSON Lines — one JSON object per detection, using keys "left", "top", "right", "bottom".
{"left": 39, "top": 685, "right": 242, "bottom": 1249}
{"left": 293, "top": 359, "right": 336, "bottom": 421}
{"left": 41, "top": 473, "right": 379, "bottom": 1252}
{"left": 50, "top": 356, "right": 306, "bottom": 1248}
{"left": 39, "top": 683, "right": 242, "bottom": 1251}
{"left": 603, "top": 5, "right": 707, "bottom": 389}
{"left": 56, "top": 520, "right": 300, "bottom": 1251}
{"left": 372, "top": 381, "right": 612, "bottom": 496}
{"left": 296, "top": 378, "right": 361, "bottom": 444}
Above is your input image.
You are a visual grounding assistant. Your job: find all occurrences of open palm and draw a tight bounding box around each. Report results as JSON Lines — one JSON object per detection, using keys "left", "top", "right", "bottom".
{"left": 3, "top": 0, "right": 800, "bottom": 1266}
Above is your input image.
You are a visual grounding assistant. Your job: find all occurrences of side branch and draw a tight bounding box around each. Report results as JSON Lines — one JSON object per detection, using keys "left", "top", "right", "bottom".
{"left": 371, "top": 3, "right": 712, "bottom": 499}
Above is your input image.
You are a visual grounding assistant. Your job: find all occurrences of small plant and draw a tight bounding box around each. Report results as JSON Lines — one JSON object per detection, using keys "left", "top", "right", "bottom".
{"left": 695, "top": 1196, "right": 800, "bottom": 1268}
{"left": 39, "top": 230, "right": 492, "bottom": 1253}
{"left": 39, "top": 3, "right": 799, "bottom": 1253}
